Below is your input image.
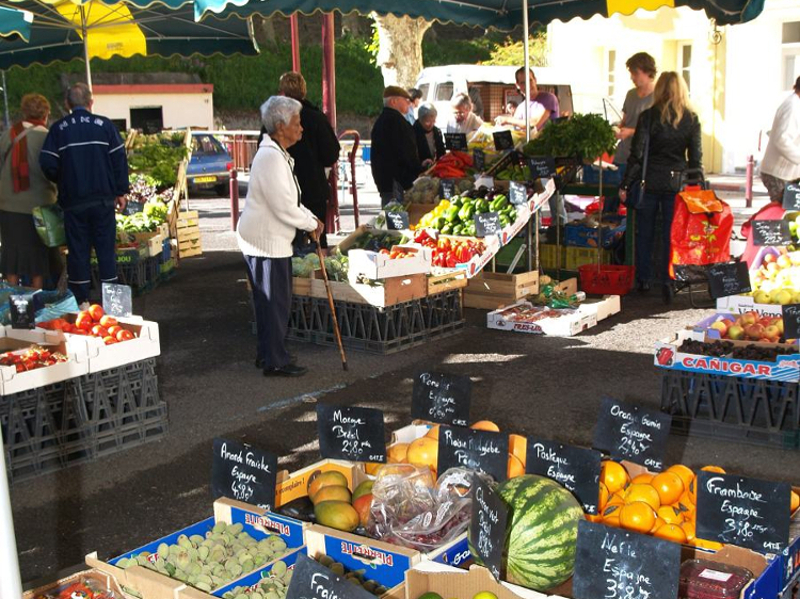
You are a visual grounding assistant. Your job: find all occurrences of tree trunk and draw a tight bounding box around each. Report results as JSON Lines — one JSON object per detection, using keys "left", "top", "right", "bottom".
{"left": 341, "top": 12, "right": 366, "bottom": 37}
{"left": 370, "top": 13, "right": 432, "bottom": 88}
{"left": 253, "top": 15, "right": 277, "bottom": 46}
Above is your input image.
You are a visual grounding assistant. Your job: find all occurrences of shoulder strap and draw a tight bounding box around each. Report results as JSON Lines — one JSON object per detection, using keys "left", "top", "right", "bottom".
{"left": 2, "top": 126, "right": 32, "bottom": 167}
{"left": 640, "top": 110, "right": 652, "bottom": 185}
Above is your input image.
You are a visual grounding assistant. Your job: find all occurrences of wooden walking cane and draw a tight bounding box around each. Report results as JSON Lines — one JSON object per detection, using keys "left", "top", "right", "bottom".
{"left": 312, "top": 231, "right": 348, "bottom": 371}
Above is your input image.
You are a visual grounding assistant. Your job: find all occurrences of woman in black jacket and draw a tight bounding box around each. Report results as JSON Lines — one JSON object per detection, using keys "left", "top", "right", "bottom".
{"left": 620, "top": 72, "right": 702, "bottom": 303}
{"left": 413, "top": 103, "right": 446, "bottom": 166}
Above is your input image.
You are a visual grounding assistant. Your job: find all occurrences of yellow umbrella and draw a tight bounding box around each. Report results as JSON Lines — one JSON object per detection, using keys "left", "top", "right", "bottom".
{"left": 54, "top": 0, "right": 146, "bottom": 62}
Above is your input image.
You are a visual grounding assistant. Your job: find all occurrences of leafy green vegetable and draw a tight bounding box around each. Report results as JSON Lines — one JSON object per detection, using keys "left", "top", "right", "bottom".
{"left": 523, "top": 113, "right": 617, "bottom": 163}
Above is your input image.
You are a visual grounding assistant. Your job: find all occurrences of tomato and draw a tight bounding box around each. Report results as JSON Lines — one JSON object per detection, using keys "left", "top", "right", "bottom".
{"left": 116, "top": 329, "right": 134, "bottom": 342}
{"left": 71, "top": 328, "right": 87, "bottom": 336}
{"left": 103, "top": 336, "right": 117, "bottom": 345}
{"left": 91, "top": 325, "right": 108, "bottom": 338}
{"left": 88, "top": 304, "right": 104, "bottom": 322}
{"left": 107, "top": 325, "right": 122, "bottom": 337}
{"left": 75, "top": 311, "right": 93, "bottom": 331}
{"left": 99, "top": 315, "right": 117, "bottom": 328}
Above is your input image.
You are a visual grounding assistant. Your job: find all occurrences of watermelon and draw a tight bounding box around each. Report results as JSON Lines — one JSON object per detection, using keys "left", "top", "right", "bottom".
{"left": 470, "top": 474, "right": 583, "bottom": 591}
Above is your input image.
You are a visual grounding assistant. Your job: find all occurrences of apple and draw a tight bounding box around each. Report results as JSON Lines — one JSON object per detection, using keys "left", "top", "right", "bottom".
{"left": 778, "top": 255, "right": 792, "bottom": 269}
{"left": 792, "top": 290, "right": 800, "bottom": 303}
{"left": 776, "top": 289, "right": 794, "bottom": 305}
{"left": 710, "top": 321, "right": 728, "bottom": 336}
{"left": 727, "top": 324, "right": 745, "bottom": 340}
{"left": 741, "top": 312, "right": 758, "bottom": 326}
{"left": 776, "top": 318, "right": 785, "bottom": 334}
{"left": 745, "top": 323, "right": 765, "bottom": 340}
{"left": 764, "top": 253, "right": 777, "bottom": 264}
{"left": 758, "top": 316, "right": 773, "bottom": 327}
{"left": 764, "top": 325, "right": 781, "bottom": 342}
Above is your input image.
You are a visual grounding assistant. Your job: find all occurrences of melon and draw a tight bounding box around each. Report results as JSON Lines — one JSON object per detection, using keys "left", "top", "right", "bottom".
{"left": 470, "top": 474, "right": 583, "bottom": 591}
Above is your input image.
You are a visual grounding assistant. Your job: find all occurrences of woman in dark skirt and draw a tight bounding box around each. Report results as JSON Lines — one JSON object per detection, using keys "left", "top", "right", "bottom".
{"left": 0, "top": 94, "right": 58, "bottom": 289}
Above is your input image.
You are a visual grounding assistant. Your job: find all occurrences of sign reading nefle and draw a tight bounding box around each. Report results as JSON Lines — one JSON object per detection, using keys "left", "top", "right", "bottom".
{"left": 211, "top": 437, "right": 278, "bottom": 510}
{"left": 286, "top": 553, "right": 376, "bottom": 599}
{"left": 573, "top": 520, "right": 681, "bottom": 599}
{"left": 102, "top": 282, "right": 133, "bottom": 318}
{"left": 592, "top": 397, "right": 671, "bottom": 471}
{"left": 469, "top": 477, "right": 508, "bottom": 580}
{"left": 316, "top": 404, "right": 387, "bottom": 463}
{"left": 411, "top": 371, "right": 471, "bottom": 426}
{"left": 437, "top": 425, "right": 509, "bottom": 481}
{"left": 526, "top": 437, "right": 602, "bottom": 514}
{"left": 695, "top": 471, "right": 791, "bottom": 553}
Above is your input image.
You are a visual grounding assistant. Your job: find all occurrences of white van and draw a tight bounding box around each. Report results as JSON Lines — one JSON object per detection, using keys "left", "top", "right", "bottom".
{"left": 414, "top": 65, "right": 574, "bottom": 128}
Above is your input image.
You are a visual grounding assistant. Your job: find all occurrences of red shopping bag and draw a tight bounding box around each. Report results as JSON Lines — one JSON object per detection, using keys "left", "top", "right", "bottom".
{"left": 669, "top": 186, "right": 733, "bottom": 279}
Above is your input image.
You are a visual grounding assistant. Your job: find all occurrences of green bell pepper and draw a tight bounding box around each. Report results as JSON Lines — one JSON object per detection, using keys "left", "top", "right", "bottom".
{"left": 441, "top": 223, "right": 453, "bottom": 235}
{"left": 445, "top": 206, "right": 461, "bottom": 223}
{"left": 458, "top": 204, "right": 475, "bottom": 222}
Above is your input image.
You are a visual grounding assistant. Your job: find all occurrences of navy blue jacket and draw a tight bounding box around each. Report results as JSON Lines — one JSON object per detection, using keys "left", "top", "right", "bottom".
{"left": 39, "top": 107, "right": 129, "bottom": 211}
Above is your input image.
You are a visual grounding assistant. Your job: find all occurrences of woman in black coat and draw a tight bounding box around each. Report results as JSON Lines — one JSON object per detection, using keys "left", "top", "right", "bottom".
{"left": 620, "top": 72, "right": 702, "bottom": 303}
{"left": 413, "top": 102, "right": 446, "bottom": 166}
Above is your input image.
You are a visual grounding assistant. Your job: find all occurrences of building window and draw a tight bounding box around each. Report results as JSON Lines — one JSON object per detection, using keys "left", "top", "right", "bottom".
{"left": 607, "top": 49, "right": 616, "bottom": 97}
{"left": 783, "top": 22, "right": 800, "bottom": 91}
{"left": 435, "top": 82, "right": 453, "bottom": 102}
{"left": 678, "top": 43, "right": 692, "bottom": 92}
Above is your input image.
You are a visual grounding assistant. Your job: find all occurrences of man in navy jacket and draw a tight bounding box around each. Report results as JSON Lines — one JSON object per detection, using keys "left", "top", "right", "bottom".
{"left": 40, "top": 83, "right": 129, "bottom": 306}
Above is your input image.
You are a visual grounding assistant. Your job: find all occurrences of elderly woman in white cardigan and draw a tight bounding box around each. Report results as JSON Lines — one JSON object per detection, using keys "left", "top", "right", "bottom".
{"left": 761, "top": 76, "right": 800, "bottom": 204}
{"left": 238, "top": 96, "right": 323, "bottom": 377}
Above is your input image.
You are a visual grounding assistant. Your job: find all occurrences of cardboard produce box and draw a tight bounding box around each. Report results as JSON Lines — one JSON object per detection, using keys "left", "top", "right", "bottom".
{"left": 0, "top": 335, "right": 87, "bottom": 396}
{"left": 405, "top": 562, "right": 550, "bottom": 599}
{"left": 487, "top": 301, "right": 597, "bottom": 337}
{"left": 86, "top": 498, "right": 306, "bottom": 599}
{"left": 348, "top": 246, "right": 433, "bottom": 280}
{"left": 310, "top": 271, "right": 428, "bottom": 308}
{"left": 275, "top": 459, "right": 363, "bottom": 509}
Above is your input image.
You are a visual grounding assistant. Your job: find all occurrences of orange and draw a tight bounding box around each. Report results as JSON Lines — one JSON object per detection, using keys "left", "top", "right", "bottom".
{"left": 619, "top": 502, "right": 656, "bottom": 534}
{"left": 425, "top": 425, "right": 440, "bottom": 440}
{"left": 631, "top": 473, "right": 654, "bottom": 485}
{"left": 387, "top": 443, "right": 409, "bottom": 463}
{"left": 701, "top": 465, "right": 726, "bottom": 474}
{"left": 681, "top": 521, "right": 696, "bottom": 543}
{"left": 667, "top": 464, "right": 696, "bottom": 491}
{"left": 603, "top": 514, "right": 621, "bottom": 528}
{"left": 688, "top": 477, "right": 698, "bottom": 504}
{"left": 586, "top": 513, "right": 603, "bottom": 523}
{"left": 657, "top": 505, "right": 685, "bottom": 525}
{"left": 791, "top": 490, "right": 799, "bottom": 513}
{"left": 365, "top": 462, "right": 381, "bottom": 476}
{"left": 603, "top": 504, "right": 622, "bottom": 519}
{"left": 651, "top": 472, "right": 685, "bottom": 505}
{"left": 694, "top": 537, "right": 724, "bottom": 551}
{"left": 605, "top": 495, "right": 625, "bottom": 512}
{"left": 653, "top": 523, "right": 687, "bottom": 544}
{"left": 598, "top": 482, "right": 610, "bottom": 511}
{"left": 507, "top": 454, "right": 525, "bottom": 478}
{"left": 470, "top": 420, "right": 500, "bottom": 432}
{"left": 406, "top": 437, "right": 438, "bottom": 475}
{"left": 650, "top": 517, "right": 667, "bottom": 534}
{"left": 509, "top": 434, "right": 527, "bottom": 466}
{"left": 677, "top": 489, "right": 696, "bottom": 511}
{"left": 601, "top": 461, "right": 630, "bottom": 494}
{"left": 624, "top": 483, "right": 661, "bottom": 511}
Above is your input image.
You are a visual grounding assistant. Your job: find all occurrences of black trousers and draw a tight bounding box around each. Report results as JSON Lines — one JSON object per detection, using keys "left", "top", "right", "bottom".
{"left": 244, "top": 255, "right": 292, "bottom": 369}
{"left": 64, "top": 203, "right": 118, "bottom": 304}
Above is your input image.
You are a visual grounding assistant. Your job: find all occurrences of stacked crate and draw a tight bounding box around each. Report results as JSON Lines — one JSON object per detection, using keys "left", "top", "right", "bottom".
{"left": 176, "top": 210, "right": 202, "bottom": 258}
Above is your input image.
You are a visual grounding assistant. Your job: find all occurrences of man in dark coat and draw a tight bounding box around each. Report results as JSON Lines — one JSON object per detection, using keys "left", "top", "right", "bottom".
{"left": 258, "top": 72, "right": 340, "bottom": 247}
{"left": 370, "top": 86, "right": 422, "bottom": 206}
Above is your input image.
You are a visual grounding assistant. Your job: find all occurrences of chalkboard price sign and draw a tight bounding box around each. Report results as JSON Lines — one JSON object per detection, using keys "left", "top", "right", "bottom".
{"left": 509, "top": 181, "right": 528, "bottom": 207}
{"left": 474, "top": 211, "right": 502, "bottom": 237}
{"left": 526, "top": 437, "right": 602, "bottom": 514}
{"left": 473, "top": 149, "right": 486, "bottom": 172}
{"left": 123, "top": 200, "right": 145, "bottom": 216}
{"left": 573, "top": 520, "right": 681, "bottom": 599}
{"left": 211, "top": 437, "right": 278, "bottom": 509}
{"left": 317, "top": 404, "right": 387, "bottom": 463}
{"left": 783, "top": 304, "right": 800, "bottom": 340}
{"left": 470, "top": 478, "right": 508, "bottom": 580}
{"left": 386, "top": 211, "right": 409, "bottom": 230}
{"left": 782, "top": 183, "right": 800, "bottom": 210}
{"left": 707, "top": 262, "right": 752, "bottom": 299}
{"left": 411, "top": 371, "right": 471, "bottom": 426}
{"left": 441, "top": 179, "right": 456, "bottom": 199}
{"left": 9, "top": 294, "right": 36, "bottom": 330}
{"left": 445, "top": 133, "right": 468, "bottom": 152}
{"left": 593, "top": 397, "right": 671, "bottom": 471}
{"left": 695, "top": 471, "right": 791, "bottom": 553}
{"left": 493, "top": 130, "right": 514, "bottom": 151}
{"left": 102, "top": 283, "right": 133, "bottom": 318}
{"left": 528, "top": 156, "right": 557, "bottom": 179}
{"left": 752, "top": 219, "right": 792, "bottom": 246}
{"left": 286, "top": 553, "right": 376, "bottom": 599}
{"left": 437, "top": 425, "right": 509, "bottom": 481}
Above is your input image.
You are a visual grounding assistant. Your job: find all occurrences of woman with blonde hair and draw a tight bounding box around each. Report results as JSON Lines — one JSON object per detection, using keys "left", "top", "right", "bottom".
{"left": 619, "top": 72, "right": 702, "bottom": 303}
{"left": 0, "top": 93, "right": 58, "bottom": 289}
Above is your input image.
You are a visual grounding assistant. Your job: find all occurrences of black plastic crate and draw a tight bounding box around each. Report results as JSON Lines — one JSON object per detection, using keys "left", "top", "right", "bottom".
{"left": 661, "top": 370, "right": 800, "bottom": 448}
{"left": 287, "top": 290, "right": 465, "bottom": 354}
{"left": 1, "top": 358, "right": 167, "bottom": 482}
{"left": 90, "top": 255, "right": 161, "bottom": 295}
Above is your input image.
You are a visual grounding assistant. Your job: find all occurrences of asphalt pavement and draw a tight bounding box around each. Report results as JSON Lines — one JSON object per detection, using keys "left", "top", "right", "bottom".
{"left": 12, "top": 175, "right": 800, "bottom": 585}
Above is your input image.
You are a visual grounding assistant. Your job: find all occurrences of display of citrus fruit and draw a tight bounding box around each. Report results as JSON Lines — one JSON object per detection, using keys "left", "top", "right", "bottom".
{"left": 619, "top": 502, "right": 656, "bottom": 534}
{"left": 667, "top": 464, "right": 695, "bottom": 490}
{"left": 600, "top": 460, "right": 629, "bottom": 494}
{"left": 694, "top": 537, "right": 724, "bottom": 551}
{"left": 624, "top": 483, "right": 661, "bottom": 511}
{"left": 649, "top": 517, "right": 667, "bottom": 534}
{"left": 681, "top": 521, "right": 696, "bottom": 543}
{"left": 470, "top": 420, "right": 500, "bottom": 432}
{"left": 406, "top": 437, "right": 437, "bottom": 471}
{"left": 631, "top": 473, "right": 654, "bottom": 485}
{"left": 651, "top": 471, "right": 685, "bottom": 505}
{"left": 657, "top": 505, "right": 685, "bottom": 525}
{"left": 701, "top": 465, "right": 726, "bottom": 474}
{"left": 791, "top": 490, "right": 799, "bottom": 513}
{"left": 508, "top": 453, "right": 525, "bottom": 478}
{"left": 653, "top": 523, "right": 687, "bottom": 544}
{"left": 509, "top": 434, "right": 527, "bottom": 465}
{"left": 598, "top": 482, "right": 610, "bottom": 510}
{"left": 387, "top": 442, "right": 409, "bottom": 463}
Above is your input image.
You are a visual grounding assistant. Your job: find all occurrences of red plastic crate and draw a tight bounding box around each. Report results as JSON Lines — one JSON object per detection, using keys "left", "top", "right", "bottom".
{"left": 578, "top": 264, "right": 635, "bottom": 295}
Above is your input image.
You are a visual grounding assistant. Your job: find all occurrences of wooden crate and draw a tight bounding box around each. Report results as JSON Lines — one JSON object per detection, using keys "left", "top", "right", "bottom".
{"left": 427, "top": 272, "right": 468, "bottom": 295}
{"left": 464, "top": 270, "right": 539, "bottom": 310}
{"left": 309, "top": 271, "right": 427, "bottom": 308}
{"left": 293, "top": 277, "right": 312, "bottom": 296}
{"left": 177, "top": 210, "right": 202, "bottom": 258}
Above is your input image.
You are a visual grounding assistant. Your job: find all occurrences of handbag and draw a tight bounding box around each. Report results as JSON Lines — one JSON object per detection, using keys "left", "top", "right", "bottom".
{"left": 627, "top": 111, "right": 652, "bottom": 210}
{"left": 32, "top": 204, "right": 66, "bottom": 247}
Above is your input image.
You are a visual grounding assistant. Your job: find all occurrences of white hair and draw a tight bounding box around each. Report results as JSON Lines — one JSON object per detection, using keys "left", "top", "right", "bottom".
{"left": 417, "top": 102, "right": 437, "bottom": 120}
{"left": 383, "top": 97, "right": 403, "bottom": 107}
{"left": 451, "top": 93, "right": 472, "bottom": 110}
{"left": 261, "top": 96, "right": 302, "bottom": 134}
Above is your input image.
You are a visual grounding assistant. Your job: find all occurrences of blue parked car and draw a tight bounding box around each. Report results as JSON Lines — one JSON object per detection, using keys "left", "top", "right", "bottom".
{"left": 188, "top": 133, "right": 232, "bottom": 195}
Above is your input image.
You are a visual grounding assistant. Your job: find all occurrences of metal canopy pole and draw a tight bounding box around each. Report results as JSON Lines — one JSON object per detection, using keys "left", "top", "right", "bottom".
{"left": 80, "top": 5, "right": 92, "bottom": 89}
{"left": 0, "top": 428, "right": 23, "bottom": 598}
{"left": 522, "top": 0, "right": 538, "bottom": 271}
{"left": 290, "top": 13, "right": 301, "bottom": 72}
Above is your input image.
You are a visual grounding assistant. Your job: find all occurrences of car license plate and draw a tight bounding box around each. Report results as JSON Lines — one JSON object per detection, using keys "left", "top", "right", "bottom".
{"left": 194, "top": 176, "right": 217, "bottom": 183}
